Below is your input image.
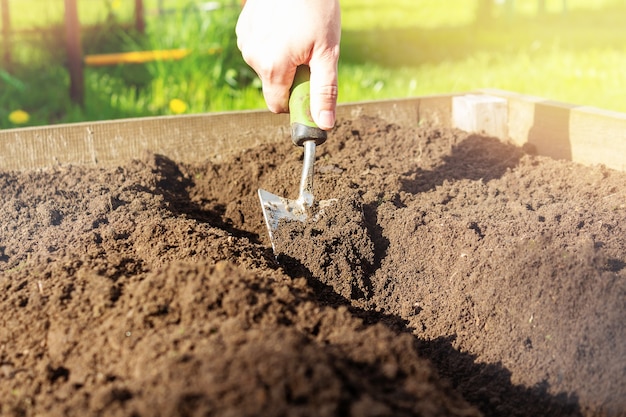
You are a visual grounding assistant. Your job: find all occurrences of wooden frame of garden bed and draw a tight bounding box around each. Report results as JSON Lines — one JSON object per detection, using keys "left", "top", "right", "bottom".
{"left": 1, "top": 89, "right": 624, "bottom": 172}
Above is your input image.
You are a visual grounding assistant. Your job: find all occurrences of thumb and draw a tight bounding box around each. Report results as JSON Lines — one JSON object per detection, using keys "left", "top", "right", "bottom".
{"left": 309, "top": 55, "right": 339, "bottom": 130}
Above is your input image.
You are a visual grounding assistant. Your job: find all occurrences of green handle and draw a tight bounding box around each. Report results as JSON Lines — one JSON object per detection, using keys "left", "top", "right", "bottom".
{"left": 289, "top": 65, "right": 327, "bottom": 147}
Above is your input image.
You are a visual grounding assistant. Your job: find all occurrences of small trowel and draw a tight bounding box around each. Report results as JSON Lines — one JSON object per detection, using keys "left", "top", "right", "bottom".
{"left": 258, "top": 65, "right": 333, "bottom": 254}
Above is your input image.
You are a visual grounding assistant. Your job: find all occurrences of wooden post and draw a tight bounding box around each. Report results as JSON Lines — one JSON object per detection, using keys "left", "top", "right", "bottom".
{"left": 476, "top": 0, "right": 494, "bottom": 23}
{"left": 135, "top": 0, "right": 145, "bottom": 34}
{"left": 504, "top": 0, "right": 515, "bottom": 18}
{"left": 64, "top": 0, "right": 84, "bottom": 105}
{"left": 538, "top": 0, "right": 546, "bottom": 14}
{"left": 1, "top": 0, "right": 11, "bottom": 71}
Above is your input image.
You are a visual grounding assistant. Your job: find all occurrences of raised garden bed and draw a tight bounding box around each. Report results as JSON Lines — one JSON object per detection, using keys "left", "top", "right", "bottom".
{"left": 0, "top": 92, "right": 624, "bottom": 416}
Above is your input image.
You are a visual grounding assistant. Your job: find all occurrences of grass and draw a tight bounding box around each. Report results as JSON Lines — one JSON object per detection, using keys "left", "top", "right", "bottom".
{"left": 1, "top": 0, "right": 626, "bottom": 129}
{"left": 338, "top": 0, "right": 626, "bottom": 107}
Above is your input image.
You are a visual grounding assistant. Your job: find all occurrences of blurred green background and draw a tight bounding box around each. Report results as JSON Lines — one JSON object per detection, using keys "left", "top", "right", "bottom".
{"left": 1, "top": 0, "right": 625, "bottom": 128}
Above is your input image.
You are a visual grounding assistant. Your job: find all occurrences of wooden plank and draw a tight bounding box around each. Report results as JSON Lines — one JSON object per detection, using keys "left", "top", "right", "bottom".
{"left": 452, "top": 94, "right": 507, "bottom": 139}
{"left": 85, "top": 49, "right": 193, "bottom": 66}
{"left": 336, "top": 94, "right": 452, "bottom": 129}
{"left": 2, "top": 91, "right": 624, "bottom": 172}
{"left": 478, "top": 89, "right": 626, "bottom": 171}
{"left": 84, "top": 47, "right": 221, "bottom": 67}
{"left": 569, "top": 106, "right": 626, "bottom": 171}
{"left": 0, "top": 95, "right": 451, "bottom": 171}
{"left": 0, "top": 111, "right": 288, "bottom": 170}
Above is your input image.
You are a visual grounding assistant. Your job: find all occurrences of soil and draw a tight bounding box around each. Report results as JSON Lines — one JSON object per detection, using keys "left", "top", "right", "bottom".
{"left": 0, "top": 115, "right": 624, "bottom": 417}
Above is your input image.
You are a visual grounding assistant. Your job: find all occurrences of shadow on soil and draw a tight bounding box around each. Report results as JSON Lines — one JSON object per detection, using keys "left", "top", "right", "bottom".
{"left": 401, "top": 134, "right": 525, "bottom": 195}
{"left": 280, "top": 254, "right": 583, "bottom": 417}
{"left": 150, "top": 154, "right": 260, "bottom": 242}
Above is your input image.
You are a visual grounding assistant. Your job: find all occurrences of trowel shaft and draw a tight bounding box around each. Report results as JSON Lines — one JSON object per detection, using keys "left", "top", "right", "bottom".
{"left": 297, "top": 140, "right": 316, "bottom": 208}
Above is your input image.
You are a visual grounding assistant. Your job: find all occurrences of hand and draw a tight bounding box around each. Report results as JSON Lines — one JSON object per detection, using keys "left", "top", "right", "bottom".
{"left": 236, "top": 0, "right": 341, "bottom": 130}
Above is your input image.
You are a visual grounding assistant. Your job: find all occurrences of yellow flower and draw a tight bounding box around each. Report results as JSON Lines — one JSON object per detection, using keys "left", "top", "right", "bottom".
{"left": 8, "top": 109, "right": 30, "bottom": 125}
{"left": 169, "top": 98, "right": 188, "bottom": 115}
{"left": 111, "top": 0, "right": 121, "bottom": 10}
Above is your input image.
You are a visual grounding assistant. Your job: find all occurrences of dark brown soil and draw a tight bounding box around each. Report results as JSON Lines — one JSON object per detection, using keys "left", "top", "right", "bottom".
{"left": 1, "top": 115, "right": 624, "bottom": 417}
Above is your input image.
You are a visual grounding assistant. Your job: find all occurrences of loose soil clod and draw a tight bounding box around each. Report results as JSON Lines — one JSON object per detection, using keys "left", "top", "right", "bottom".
{"left": 1, "top": 115, "right": 624, "bottom": 417}
{"left": 274, "top": 191, "right": 375, "bottom": 300}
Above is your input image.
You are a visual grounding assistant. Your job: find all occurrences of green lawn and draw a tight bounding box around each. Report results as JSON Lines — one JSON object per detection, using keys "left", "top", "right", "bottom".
{"left": 338, "top": 0, "right": 626, "bottom": 109}
{"left": 1, "top": 0, "right": 625, "bottom": 128}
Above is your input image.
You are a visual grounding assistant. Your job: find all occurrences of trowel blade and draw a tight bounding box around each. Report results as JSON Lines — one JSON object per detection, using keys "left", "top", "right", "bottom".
{"left": 259, "top": 188, "right": 339, "bottom": 255}
{"left": 258, "top": 188, "right": 308, "bottom": 250}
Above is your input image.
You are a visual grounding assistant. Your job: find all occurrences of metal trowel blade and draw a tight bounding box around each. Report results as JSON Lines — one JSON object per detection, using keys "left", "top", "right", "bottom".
{"left": 259, "top": 189, "right": 308, "bottom": 231}
{"left": 258, "top": 188, "right": 336, "bottom": 254}
{"left": 258, "top": 188, "right": 308, "bottom": 253}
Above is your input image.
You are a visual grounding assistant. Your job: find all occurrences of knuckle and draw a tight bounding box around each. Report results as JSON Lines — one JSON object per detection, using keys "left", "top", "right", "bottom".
{"left": 315, "top": 84, "right": 339, "bottom": 102}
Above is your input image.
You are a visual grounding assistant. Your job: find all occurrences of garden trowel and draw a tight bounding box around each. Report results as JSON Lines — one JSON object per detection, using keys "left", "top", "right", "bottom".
{"left": 258, "top": 65, "right": 333, "bottom": 254}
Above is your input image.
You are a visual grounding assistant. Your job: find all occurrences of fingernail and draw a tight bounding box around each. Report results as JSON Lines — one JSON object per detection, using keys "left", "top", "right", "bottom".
{"left": 318, "top": 110, "right": 335, "bottom": 130}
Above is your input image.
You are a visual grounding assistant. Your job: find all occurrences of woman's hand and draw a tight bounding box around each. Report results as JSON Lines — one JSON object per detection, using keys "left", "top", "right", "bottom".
{"left": 236, "top": 0, "right": 341, "bottom": 130}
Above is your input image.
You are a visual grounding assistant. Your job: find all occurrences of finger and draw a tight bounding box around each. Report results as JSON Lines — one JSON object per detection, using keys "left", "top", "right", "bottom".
{"left": 309, "top": 51, "right": 339, "bottom": 130}
{"left": 259, "top": 63, "right": 297, "bottom": 114}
